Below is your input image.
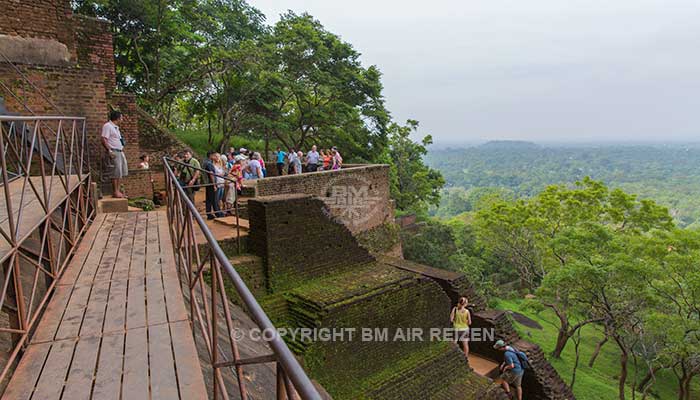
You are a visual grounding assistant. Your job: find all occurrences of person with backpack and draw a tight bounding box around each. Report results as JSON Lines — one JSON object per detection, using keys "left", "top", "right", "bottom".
{"left": 494, "top": 339, "right": 528, "bottom": 400}
{"left": 179, "top": 149, "right": 200, "bottom": 203}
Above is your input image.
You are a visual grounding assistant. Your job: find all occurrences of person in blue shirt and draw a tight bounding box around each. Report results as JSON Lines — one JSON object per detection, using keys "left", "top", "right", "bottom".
{"left": 275, "top": 147, "right": 287, "bottom": 176}
{"left": 494, "top": 340, "right": 524, "bottom": 400}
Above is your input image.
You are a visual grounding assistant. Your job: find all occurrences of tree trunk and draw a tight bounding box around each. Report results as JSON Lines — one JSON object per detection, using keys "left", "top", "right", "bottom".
{"left": 589, "top": 334, "right": 608, "bottom": 367}
{"left": 637, "top": 366, "right": 660, "bottom": 392}
{"left": 551, "top": 327, "right": 571, "bottom": 358}
{"left": 619, "top": 348, "right": 628, "bottom": 400}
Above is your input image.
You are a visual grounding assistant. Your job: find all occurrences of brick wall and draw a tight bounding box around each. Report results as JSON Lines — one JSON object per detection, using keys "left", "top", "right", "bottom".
{"left": 253, "top": 165, "right": 393, "bottom": 234}
{"left": 122, "top": 167, "right": 165, "bottom": 199}
{"left": 247, "top": 194, "right": 374, "bottom": 291}
{"left": 0, "top": 0, "right": 76, "bottom": 57}
{"left": 74, "top": 15, "right": 115, "bottom": 94}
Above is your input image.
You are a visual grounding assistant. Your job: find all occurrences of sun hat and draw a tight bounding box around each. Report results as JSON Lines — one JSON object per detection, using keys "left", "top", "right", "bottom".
{"left": 493, "top": 339, "right": 507, "bottom": 349}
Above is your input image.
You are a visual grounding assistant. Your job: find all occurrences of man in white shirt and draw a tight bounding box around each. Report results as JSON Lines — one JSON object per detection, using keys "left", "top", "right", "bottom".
{"left": 306, "top": 145, "right": 320, "bottom": 172}
{"left": 101, "top": 111, "right": 128, "bottom": 198}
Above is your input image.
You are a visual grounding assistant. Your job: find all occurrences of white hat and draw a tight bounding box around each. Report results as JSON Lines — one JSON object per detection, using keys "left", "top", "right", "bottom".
{"left": 239, "top": 147, "right": 247, "bottom": 152}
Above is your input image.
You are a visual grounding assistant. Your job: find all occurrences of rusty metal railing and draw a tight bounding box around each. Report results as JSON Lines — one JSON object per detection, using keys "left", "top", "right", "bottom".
{"left": 162, "top": 157, "right": 321, "bottom": 400}
{"left": 0, "top": 115, "right": 95, "bottom": 388}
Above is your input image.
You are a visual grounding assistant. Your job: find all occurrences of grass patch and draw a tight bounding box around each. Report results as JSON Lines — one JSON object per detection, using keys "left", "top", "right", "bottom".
{"left": 494, "top": 298, "right": 696, "bottom": 400}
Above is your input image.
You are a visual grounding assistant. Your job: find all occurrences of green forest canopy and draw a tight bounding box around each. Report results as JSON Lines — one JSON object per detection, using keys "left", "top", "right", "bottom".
{"left": 426, "top": 140, "right": 700, "bottom": 227}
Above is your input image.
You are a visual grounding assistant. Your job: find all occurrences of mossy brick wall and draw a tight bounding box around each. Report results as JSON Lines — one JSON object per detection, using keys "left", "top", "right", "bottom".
{"left": 121, "top": 168, "right": 165, "bottom": 199}
{"left": 292, "top": 271, "right": 454, "bottom": 399}
{"left": 355, "top": 222, "right": 402, "bottom": 257}
{"left": 247, "top": 194, "right": 374, "bottom": 292}
{"left": 379, "top": 255, "right": 487, "bottom": 311}
{"left": 367, "top": 343, "right": 509, "bottom": 400}
{"left": 253, "top": 165, "right": 393, "bottom": 234}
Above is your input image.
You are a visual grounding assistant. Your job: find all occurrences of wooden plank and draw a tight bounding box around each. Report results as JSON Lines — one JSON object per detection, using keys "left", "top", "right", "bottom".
{"left": 128, "top": 213, "right": 148, "bottom": 280}
{"left": 79, "top": 279, "right": 110, "bottom": 338}
{"left": 157, "top": 212, "right": 189, "bottom": 323}
{"left": 122, "top": 327, "right": 150, "bottom": 400}
{"left": 0, "top": 342, "right": 51, "bottom": 400}
{"left": 111, "top": 212, "right": 138, "bottom": 281}
{"left": 92, "top": 332, "right": 124, "bottom": 400}
{"left": 54, "top": 284, "right": 91, "bottom": 340}
{"left": 92, "top": 213, "right": 128, "bottom": 283}
{"left": 31, "top": 284, "right": 72, "bottom": 343}
{"left": 148, "top": 323, "right": 179, "bottom": 400}
{"left": 170, "top": 320, "right": 208, "bottom": 399}
{"left": 58, "top": 213, "right": 108, "bottom": 286}
{"left": 62, "top": 335, "right": 101, "bottom": 400}
{"left": 102, "top": 278, "right": 128, "bottom": 334}
{"left": 146, "top": 275, "right": 168, "bottom": 326}
{"left": 70, "top": 213, "right": 118, "bottom": 287}
{"left": 125, "top": 278, "right": 147, "bottom": 330}
{"left": 32, "top": 338, "right": 76, "bottom": 400}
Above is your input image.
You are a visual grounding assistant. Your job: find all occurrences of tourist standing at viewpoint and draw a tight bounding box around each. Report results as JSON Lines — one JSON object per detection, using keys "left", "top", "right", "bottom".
{"left": 179, "top": 149, "right": 200, "bottom": 202}
{"left": 321, "top": 149, "right": 332, "bottom": 171}
{"left": 293, "top": 151, "right": 303, "bottom": 174}
{"left": 275, "top": 147, "right": 287, "bottom": 175}
{"left": 331, "top": 146, "right": 343, "bottom": 170}
{"left": 101, "top": 111, "right": 127, "bottom": 198}
{"left": 494, "top": 340, "right": 526, "bottom": 400}
{"left": 214, "top": 154, "right": 226, "bottom": 209}
{"left": 244, "top": 152, "right": 264, "bottom": 180}
{"left": 203, "top": 151, "right": 224, "bottom": 219}
{"left": 306, "top": 145, "right": 320, "bottom": 172}
{"left": 287, "top": 148, "right": 297, "bottom": 175}
{"left": 450, "top": 297, "right": 472, "bottom": 358}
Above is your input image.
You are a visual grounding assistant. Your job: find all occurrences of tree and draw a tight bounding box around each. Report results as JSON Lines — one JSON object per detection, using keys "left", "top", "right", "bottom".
{"left": 476, "top": 178, "right": 674, "bottom": 359}
{"left": 253, "top": 12, "right": 390, "bottom": 158}
{"left": 380, "top": 120, "right": 444, "bottom": 213}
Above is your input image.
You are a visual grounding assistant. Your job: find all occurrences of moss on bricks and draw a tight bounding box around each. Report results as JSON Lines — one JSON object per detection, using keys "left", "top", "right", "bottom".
{"left": 356, "top": 222, "right": 401, "bottom": 256}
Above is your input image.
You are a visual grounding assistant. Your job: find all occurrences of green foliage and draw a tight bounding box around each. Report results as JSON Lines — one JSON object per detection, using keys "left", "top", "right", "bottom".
{"left": 495, "top": 298, "right": 698, "bottom": 400}
{"left": 128, "top": 197, "right": 155, "bottom": 211}
{"left": 379, "top": 120, "right": 444, "bottom": 214}
{"left": 427, "top": 141, "right": 700, "bottom": 227}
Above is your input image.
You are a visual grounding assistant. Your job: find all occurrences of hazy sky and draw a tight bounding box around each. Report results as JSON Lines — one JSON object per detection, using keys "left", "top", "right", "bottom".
{"left": 250, "top": 0, "right": 700, "bottom": 143}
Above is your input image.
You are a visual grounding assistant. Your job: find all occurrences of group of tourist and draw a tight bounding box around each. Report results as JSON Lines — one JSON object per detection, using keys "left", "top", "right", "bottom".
{"left": 274, "top": 145, "right": 343, "bottom": 175}
{"left": 170, "top": 145, "right": 342, "bottom": 219}
{"left": 451, "top": 297, "right": 527, "bottom": 400}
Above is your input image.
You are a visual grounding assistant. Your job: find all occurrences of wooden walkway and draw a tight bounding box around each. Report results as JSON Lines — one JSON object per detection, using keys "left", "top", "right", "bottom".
{"left": 2, "top": 212, "right": 207, "bottom": 400}
{"left": 0, "top": 175, "right": 82, "bottom": 263}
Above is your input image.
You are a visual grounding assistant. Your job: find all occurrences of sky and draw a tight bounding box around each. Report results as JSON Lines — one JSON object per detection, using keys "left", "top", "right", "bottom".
{"left": 250, "top": 0, "right": 700, "bottom": 144}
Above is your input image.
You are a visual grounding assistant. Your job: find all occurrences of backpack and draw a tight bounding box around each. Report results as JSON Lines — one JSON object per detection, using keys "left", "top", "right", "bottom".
{"left": 507, "top": 348, "right": 531, "bottom": 371}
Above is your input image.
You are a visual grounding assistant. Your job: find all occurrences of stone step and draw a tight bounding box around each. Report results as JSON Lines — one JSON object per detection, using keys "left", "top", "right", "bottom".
{"left": 213, "top": 216, "right": 249, "bottom": 230}
{"left": 97, "top": 197, "right": 128, "bottom": 213}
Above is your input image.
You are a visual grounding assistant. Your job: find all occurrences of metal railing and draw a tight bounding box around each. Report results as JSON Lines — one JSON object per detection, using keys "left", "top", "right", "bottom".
{"left": 162, "top": 157, "right": 321, "bottom": 400}
{"left": 0, "top": 115, "right": 94, "bottom": 387}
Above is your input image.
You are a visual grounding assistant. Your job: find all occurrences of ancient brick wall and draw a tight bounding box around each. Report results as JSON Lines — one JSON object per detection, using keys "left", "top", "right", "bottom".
{"left": 253, "top": 165, "right": 393, "bottom": 234}
{"left": 0, "top": 0, "right": 76, "bottom": 56}
{"left": 247, "top": 194, "right": 374, "bottom": 291}
{"left": 74, "top": 15, "right": 115, "bottom": 94}
{"left": 121, "top": 168, "right": 165, "bottom": 199}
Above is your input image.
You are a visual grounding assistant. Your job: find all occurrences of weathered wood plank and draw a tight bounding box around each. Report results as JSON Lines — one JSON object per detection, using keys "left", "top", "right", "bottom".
{"left": 122, "top": 327, "right": 150, "bottom": 400}
{"left": 170, "top": 320, "right": 208, "bottom": 399}
{"left": 31, "top": 284, "right": 72, "bottom": 343}
{"left": 157, "top": 212, "right": 188, "bottom": 323}
{"left": 148, "top": 323, "right": 179, "bottom": 400}
{"left": 62, "top": 335, "right": 101, "bottom": 400}
{"left": 59, "top": 213, "right": 114, "bottom": 287}
{"left": 92, "top": 332, "right": 124, "bottom": 400}
{"left": 79, "top": 279, "right": 110, "bottom": 337}
{"left": 32, "top": 338, "right": 76, "bottom": 400}
{"left": 125, "top": 277, "right": 146, "bottom": 330}
{"left": 54, "top": 284, "right": 91, "bottom": 340}
{"left": 102, "top": 278, "right": 128, "bottom": 334}
{"left": 0, "top": 342, "right": 51, "bottom": 400}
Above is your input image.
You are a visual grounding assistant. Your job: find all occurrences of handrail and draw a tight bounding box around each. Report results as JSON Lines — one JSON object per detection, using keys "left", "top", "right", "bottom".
{"left": 163, "top": 157, "right": 321, "bottom": 400}
{"left": 0, "top": 115, "right": 95, "bottom": 390}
